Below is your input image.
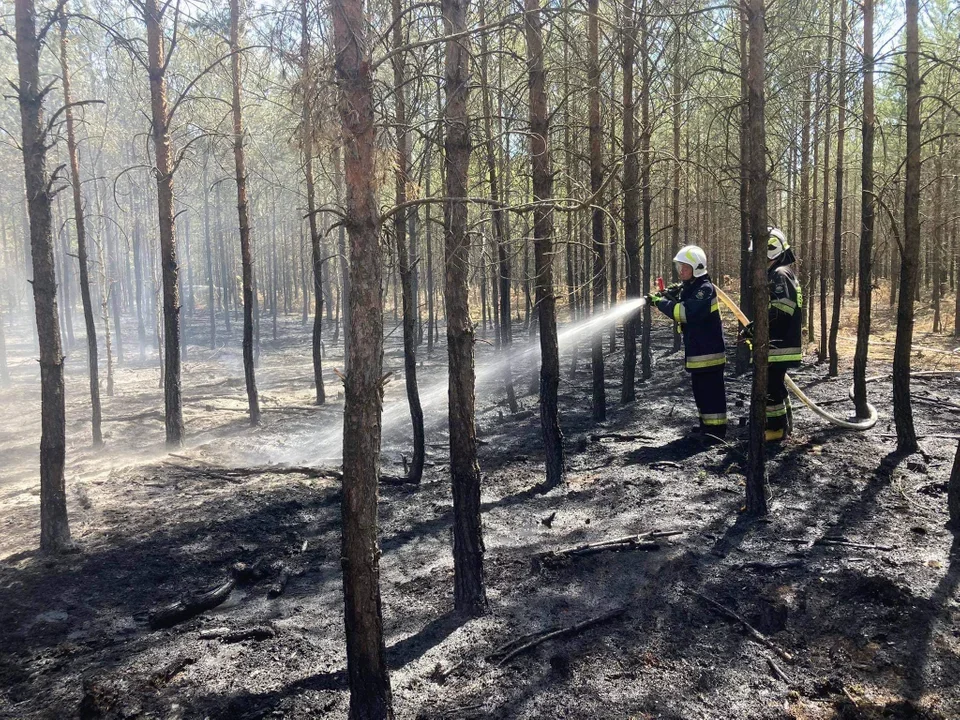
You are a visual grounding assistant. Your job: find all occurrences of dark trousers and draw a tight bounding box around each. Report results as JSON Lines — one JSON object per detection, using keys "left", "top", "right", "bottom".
{"left": 766, "top": 364, "right": 792, "bottom": 432}
{"left": 691, "top": 369, "right": 727, "bottom": 436}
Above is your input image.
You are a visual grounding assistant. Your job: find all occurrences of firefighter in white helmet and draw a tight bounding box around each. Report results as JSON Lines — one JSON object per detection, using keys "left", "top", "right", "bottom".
{"left": 647, "top": 245, "right": 728, "bottom": 439}
{"left": 742, "top": 228, "right": 803, "bottom": 441}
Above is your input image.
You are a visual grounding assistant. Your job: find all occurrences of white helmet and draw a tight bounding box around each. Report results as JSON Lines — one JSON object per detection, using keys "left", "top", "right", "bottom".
{"left": 767, "top": 227, "right": 789, "bottom": 260}
{"left": 673, "top": 245, "right": 708, "bottom": 277}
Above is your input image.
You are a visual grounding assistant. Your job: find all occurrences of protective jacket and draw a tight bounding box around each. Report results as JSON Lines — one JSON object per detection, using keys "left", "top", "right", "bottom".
{"left": 768, "top": 258, "right": 803, "bottom": 367}
{"left": 655, "top": 274, "right": 726, "bottom": 373}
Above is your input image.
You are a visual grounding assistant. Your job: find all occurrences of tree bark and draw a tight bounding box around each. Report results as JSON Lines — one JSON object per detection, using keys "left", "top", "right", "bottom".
{"left": 894, "top": 0, "right": 921, "bottom": 455}
{"left": 16, "top": 0, "right": 72, "bottom": 552}
{"left": 828, "top": 0, "right": 846, "bottom": 377}
{"left": 443, "top": 0, "right": 486, "bottom": 616}
{"left": 144, "top": 0, "right": 184, "bottom": 445}
{"left": 479, "top": 10, "right": 517, "bottom": 413}
{"left": 392, "top": 0, "right": 424, "bottom": 482}
{"left": 230, "top": 0, "right": 261, "bottom": 425}
{"left": 853, "top": 0, "right": 874, "bottom": 418}
{"left": 588, "top": 0, "right": 605, "bottom": 421}
{"left": 819, "top": 0, "right": 834, "bottom": 364}
{"left": 639, "top": 0, "right": 653, "bottom": 381}
{"left": 735, "top": 0, "right": 751, "bottom": 375}
{"left": 526, "top": 0, "right": 565, "bottom": 489}
{"left": 58, "top": 13, "right": 102, "bottom": 447}
{"left": 331, "top": 0, "right": 394, "bottom": 713}
{"left": 300, "top": 0, "right": 325, "bottom": 405}
{"left": 621, "top": 0, "right": 639, "bottom": 402}
{"left": 745, "top": 0, "right": 768, "bottom": 516}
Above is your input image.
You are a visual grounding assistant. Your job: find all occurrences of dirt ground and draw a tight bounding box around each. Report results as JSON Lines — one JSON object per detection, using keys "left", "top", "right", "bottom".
{"left": 1, "top": 295, "right": 959, "bottom": 720}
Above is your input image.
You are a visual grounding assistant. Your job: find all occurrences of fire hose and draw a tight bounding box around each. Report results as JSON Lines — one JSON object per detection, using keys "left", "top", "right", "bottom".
{"left": 714, "top": 287, "right": 880, "bottom": 431}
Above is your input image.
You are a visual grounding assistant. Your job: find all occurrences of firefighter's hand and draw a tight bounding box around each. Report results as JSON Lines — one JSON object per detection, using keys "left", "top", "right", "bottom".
{"left": 739, "top": 321, "right": 755, "bottom": 341}
{"left": 644, "top": 292, "right": 662, "bottom": 306}
{"left": 663, "top": 283, "right": 682, "bottom": 301}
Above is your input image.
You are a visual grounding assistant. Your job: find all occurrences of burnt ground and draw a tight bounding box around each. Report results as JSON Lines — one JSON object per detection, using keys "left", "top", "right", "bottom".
{"left": 1, "top": 303, "right": 959, "bottom": 720}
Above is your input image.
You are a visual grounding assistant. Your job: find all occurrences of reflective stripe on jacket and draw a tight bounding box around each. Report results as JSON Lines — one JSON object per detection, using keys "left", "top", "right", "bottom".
{"left": 655, "top": 274, "right": 726, "bottom": 373}
{"left": 768, "top": 262, "right": 803, "bottom": 367}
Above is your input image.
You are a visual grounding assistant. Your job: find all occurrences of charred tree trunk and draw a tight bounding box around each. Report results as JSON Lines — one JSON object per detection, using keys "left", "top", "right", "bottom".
{"left": 745, "top": 0, "right": 769, "bottom": 516}
{"left": 894, "top": 0, "right": 921, "bottom": 455}
{"left": 621, "top": 0, "right": 640, "bottom": 402}
{"left": 392, "top": 0, "right": 424, "bottom": 482}
{"left": 300, "top": 0, "right": 325, "bottom": 405}
{"left": 828, "top": 0, "right": 847, "bottom": 377}
{"left": 144, "top": 0, "right": 184, "bottom": 445}
{"left": 853, "top": 0, "right": 874, "bottom": 418}
{"left": 526, "top": 0, "right": 564, "bottom": 488}
{"left": 443, "top": 0, "right": 486, "bottom": 616}
{"left": 331, "top": 0, "right": 394, "bottom": 714}
{"left": 16, "top": 0, "right": 71, "bottom": 551}
{"left": 588, "top": 0, "right": 605, "bottom": 421}
{"left": 58, "top": 14, "right": 101, "bottom": 447}
{"left": 230, "top": 0, "right": 261, "bottom": 425}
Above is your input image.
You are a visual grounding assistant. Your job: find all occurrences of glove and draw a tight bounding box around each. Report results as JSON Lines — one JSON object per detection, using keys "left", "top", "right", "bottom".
{"left": 645, "top": 292, "right": 662, "bottom": 306}
{"left": 739, "top": 321, "right": 755, "bottom": 342}
{"left": 662, "top": 283, "right": 682, "bottom": 302}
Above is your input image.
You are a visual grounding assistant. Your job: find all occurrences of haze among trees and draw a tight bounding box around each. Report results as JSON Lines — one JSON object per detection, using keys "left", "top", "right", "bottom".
{"left": 1, "top": 0, "right": 959, "bottom": 718}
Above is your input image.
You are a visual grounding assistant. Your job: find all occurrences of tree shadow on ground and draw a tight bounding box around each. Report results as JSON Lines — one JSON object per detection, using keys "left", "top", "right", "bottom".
{"left": 904, "top": 534, "right": 960, "bottom": 702}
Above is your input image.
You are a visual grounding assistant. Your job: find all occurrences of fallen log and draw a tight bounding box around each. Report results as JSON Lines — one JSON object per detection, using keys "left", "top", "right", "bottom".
{"left": 535, "top": 529, "right": 682, "bottom": 565}
{"left": 814, "top": 537, "right": 895, "bottom": 552}
{"left": 220, "top": 626, "right": 275, "bottom": 644}
{"left": 268, "top": 566, "right": 290, "bottom": 598}
{"left": 489, "top": 607, "right": 627, "bottom": 666}
{"left": 148, "top": 579, "right": 236, "bottom": 630}
{"left": 589, "top": 432, "right": 654, "bottom": 443}
{"left": 691, "top": 589, "right": 793, "bottom": 663}
{"left": 149, "top": 656, "right": 196, "bottom": 687}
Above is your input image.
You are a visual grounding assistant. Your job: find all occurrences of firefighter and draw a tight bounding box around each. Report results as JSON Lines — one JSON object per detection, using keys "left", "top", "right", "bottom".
{"left": 742, "top": 228, "right": 803, "bottom": 441}
{"left": 647, "top": 245, "right": 728, "bottom": 439}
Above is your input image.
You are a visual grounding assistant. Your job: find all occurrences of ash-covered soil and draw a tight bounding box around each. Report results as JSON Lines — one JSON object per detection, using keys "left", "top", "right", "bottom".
{"left": 1, "top": 309, "right": 959, "bottom": 720}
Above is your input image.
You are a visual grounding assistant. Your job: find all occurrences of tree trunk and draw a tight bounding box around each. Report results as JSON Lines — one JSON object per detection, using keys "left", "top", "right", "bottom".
{"left": 588, "top": 0, "right": 605, "bottom": 421}
{"left": 203, "top": 163, "right": 216, "bottom": 349}
{"left": 639, "top": 0, "right": 653, "bottom": 381}
{"left": 230, "top": 0, "right": 261, "bottom": 425}
{"left": 144, "top": 0, "right": 184, "bottom": 445}
{"left": 745, "top": 0, "right": 769, "bottom": 516}
{"left": 334, "top": 144, "right": 351, "bottom": 373}
{"left": 479, "top": 13, "right": 517, "bottom": 412}
{"left": 828, "top": 0, "right": 846, "bottom": 377}
{"left": 735, "top": 0, "right": 752, "bottom": 375}
{"left": 392, "top": 0, "right": 424, "bottom": 482}
{"left": 16, "top": 0, "right": 72, "bottom": 552}
{"left": 59, "top": 13, "right": 102, "bottom": 447}
{"left": 526, "top": 0, "right": 564, "bottom": 488}
{"left": 621, "top": 0, "right": 639, "bottom": 402}
{"left": 443, "top": 0, "right": 486, "bottom": 616}
{"left": 894, "top": 0, "right": 921, "bottom": 455}
{"left": 300, "top": 0, "right": 325, "bottom": 405}
{"left": 853, "top": 0, "right": 874, "bottom": 418}
{"left": 820, "top": 0, "right": 834, "bottom": 364}
{"left": 798, "top": 71, "right": 811, "bottom": 346}
{"left": 331, "top": 0, "right": 394, "bottom": 714}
